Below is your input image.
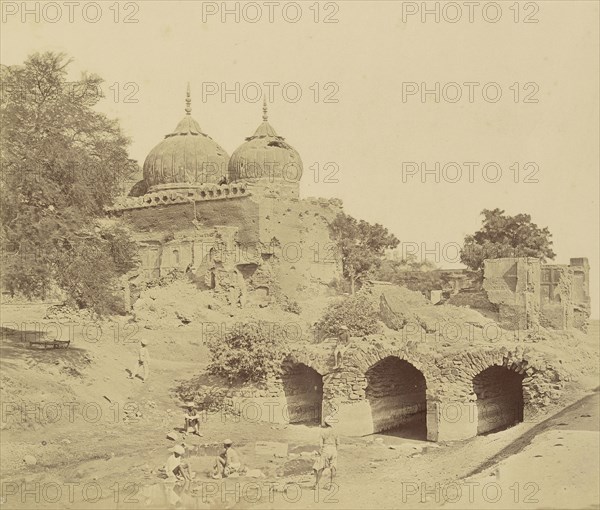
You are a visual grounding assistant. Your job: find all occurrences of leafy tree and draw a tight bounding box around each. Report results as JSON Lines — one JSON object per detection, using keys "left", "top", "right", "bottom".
{"left": 461, "top": 208, "right": 556, "bottom": 272}
{"left": 206, "top": 322, "right": 289, "bottom": 385}
{"left": 315, "top": 292, "right": 382, "bottom": 340}
{"left": 329, "top": 212, "right": 399, "bottom": 294}
{"left": 0, "top": 52, "right": 139, "bottom": 313}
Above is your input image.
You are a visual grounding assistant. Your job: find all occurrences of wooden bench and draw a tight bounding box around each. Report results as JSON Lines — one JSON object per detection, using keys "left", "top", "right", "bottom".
{"left": 29, "top": 339, "right": 71, "bottom": 349}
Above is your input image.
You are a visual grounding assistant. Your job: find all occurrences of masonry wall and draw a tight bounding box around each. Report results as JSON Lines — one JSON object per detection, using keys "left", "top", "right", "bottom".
{"left": 483, "top": 258, "right": 541, "bottom": 330}
{"left": 257, "top": 196, "right": 343, "bottom": 299}
{"left": 540, "top": 265, "right": 573, "bottom": 329}
{"left": 118, "top": 197, "right": 260, "bottom": 246}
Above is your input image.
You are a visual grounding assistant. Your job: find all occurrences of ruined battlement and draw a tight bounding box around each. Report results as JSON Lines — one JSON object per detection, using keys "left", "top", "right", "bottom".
{"left": 107, "top": 182, "right": 250, "bottom": 213}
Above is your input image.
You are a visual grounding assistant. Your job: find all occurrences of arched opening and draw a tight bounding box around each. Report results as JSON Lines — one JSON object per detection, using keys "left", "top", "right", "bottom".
{"left": 473, "top": 366, "right": 524, "bottom": 435}
{"left": 281, "top": 362, "right": 323, "bottom": 425}
{"left": 365, "top": 357, "right": 427, "bottom": 439}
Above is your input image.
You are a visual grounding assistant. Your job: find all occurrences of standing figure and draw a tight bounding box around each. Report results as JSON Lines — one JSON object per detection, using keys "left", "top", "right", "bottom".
{"left": 129, "top": 339, "right": 149, "bottom": 382}
{"left": 333, "top": 326, "right": 350, "bottom": 369}
{"left": 312, "top": 415, "right": 338, "bottom": 490}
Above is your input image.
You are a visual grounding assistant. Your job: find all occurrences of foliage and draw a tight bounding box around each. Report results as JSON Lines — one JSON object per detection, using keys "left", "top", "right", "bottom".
{"left": 0, "top": 52, "right": 139, "bottom": 313}
{"left": 461, "top": 209, "right": 556, "bottom": 272}
{"left": 329, "top": 213, "right": 399, "bottom": 294}
{"left": 370, "top": 254, "right": 437, "bottom": 282}
{"left": 206, "top": 322, "right": 289, "bottom": 385}
{"left": 327, "top": 277, "right": 351, "bottom": 295}
{"left": 315, "top": 291, "right": 382, "bottom": 340}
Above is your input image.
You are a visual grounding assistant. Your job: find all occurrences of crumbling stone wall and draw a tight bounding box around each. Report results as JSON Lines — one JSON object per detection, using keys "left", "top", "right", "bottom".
{"left": 257, "top": 196, "right": 343, "bottom": 299}
{"left": 570, "top": 258, "right": 591, "bottom": 330}
{"left": 540, "top": 265, "right": 573, "bottom": 329}
{"left": 111, "top": 188, "right": 343, "bottom": 305}
{"left": 483, "top": 258, "right": 541, "bottom": 330}
{"left": 481, "top": 257, "right": 589, "bottom": 332}
{"left": 114, "top": 195, "right": 260, "bottom": 246}
{"left": 187, "top": 335, "right": 570, "bottom": 442}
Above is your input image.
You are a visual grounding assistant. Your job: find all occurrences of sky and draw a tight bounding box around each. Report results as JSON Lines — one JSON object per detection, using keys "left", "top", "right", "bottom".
{"left": 2, "top": 0, "right": 599, "bottom": 317}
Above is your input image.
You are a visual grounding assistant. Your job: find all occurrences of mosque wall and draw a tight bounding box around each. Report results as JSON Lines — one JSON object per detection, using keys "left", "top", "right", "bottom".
{"left": 254, "top": 195, "right": 343, "bottom": 299}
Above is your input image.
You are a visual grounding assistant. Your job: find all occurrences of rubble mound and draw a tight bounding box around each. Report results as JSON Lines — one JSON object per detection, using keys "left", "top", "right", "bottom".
{"left": 376, "top": 284, "right": 500, "bottom": 341}
{"left": 132, "top": 280, "right": 221, "bottom": 329}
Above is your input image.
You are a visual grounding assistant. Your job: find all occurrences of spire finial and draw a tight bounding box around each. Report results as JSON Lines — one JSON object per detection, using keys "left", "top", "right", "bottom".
{"left": 185, "top": 83, "right": 192, "bottom": 115}
{"left": 262, "top": 97, "right": 268, "bottom": 122}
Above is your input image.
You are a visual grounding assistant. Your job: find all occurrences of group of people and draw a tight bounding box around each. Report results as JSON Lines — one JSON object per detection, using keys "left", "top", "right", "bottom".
{"left": 135, "top": 326, "right": 346, "bottom": 490}
{"left": 162, "top": 438, "right": 242, "bottom": 483}
{"left": 162, "top": 419, "right": 338, "bottom": 490}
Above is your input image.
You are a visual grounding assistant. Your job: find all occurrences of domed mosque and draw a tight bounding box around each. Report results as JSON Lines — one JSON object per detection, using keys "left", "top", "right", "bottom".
{"left": 110, "top": 86, "right": 342, "bottom": 308}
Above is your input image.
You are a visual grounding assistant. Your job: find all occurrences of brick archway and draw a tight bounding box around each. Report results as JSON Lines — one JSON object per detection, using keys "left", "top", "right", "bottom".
{"left": 472, "top": 365, "right": 525, "bottom": 434}
{"left": 342, "top": 342, "right": 431, "bottom": 384}
{"left": 281, "top": 358, "right": 324, "bottom": 425}
{"left": 365, "top": 356, "right": 427, "bottom": 439}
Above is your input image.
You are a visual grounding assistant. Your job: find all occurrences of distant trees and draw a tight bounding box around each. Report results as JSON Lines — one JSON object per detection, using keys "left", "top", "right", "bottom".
{"left": 329, "top": 212, "right": 399, "bottom": 294}
{"left": 372, "top": 253, "right": 436, "bottom": 279}
{"left": 461, "top": 208, "right": 556, "bottom": 272}
{"left": 0, "top": 52, "right": 139, "bottom": 313}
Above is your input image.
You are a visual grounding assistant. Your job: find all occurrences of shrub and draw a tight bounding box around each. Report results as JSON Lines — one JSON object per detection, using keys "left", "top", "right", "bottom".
{"left": 315, "top": 292, "right": 382, "bottom": 340}
{"left": 206, "top": 322, "right": 289, "bottom": 385}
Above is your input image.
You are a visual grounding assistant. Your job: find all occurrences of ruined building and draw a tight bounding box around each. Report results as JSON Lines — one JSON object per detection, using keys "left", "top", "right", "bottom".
{"left": 483, "top": 257, "right": 591, "bottom": 331}
{"left": 109, "top": 87, "right": 342, "bottom": 307}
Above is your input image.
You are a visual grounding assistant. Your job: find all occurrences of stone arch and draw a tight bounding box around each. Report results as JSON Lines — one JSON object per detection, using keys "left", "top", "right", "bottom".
{"left": 342, "top": 342, "right": 430, "bottom": 380}
{"left": 364, "top": 356, "right": 427, "bottom": 438}
{"left": 472, "top": 364, "right": 525, "bottom": 435}
{"left": 281, "top": 359, "right": 323, "bottom": 425}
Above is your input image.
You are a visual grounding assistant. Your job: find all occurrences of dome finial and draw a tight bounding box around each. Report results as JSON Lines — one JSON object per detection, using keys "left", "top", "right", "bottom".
{"left": 185, "top": 83, "right": 192, "bottom": 115}
{"left": 262, "top": 97, "right": 268, "bottom": 122}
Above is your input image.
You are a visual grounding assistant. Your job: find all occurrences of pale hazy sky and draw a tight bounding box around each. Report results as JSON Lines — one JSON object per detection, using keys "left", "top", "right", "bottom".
{"left": 2, "top": 0, "right": 598, "bottom": 316}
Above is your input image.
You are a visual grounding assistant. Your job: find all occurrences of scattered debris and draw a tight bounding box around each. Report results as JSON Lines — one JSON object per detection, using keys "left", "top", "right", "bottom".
{"left": 255, "top": 441, "right": 288, "bottom": 458}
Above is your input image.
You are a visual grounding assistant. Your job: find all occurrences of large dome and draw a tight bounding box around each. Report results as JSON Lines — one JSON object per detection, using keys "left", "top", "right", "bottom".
{"left": 228, "top": 102, "right": 302, "bottom": 185}
{"left": 143, "top": 87, "right": 229, "bottom": 190}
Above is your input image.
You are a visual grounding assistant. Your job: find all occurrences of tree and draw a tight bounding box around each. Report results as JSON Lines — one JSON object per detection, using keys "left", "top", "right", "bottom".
{"left": 329, "top": 213, "right": 399, "bottom": 294}
{"left": 461, "top": 208, "right": 556, "bottom": 272}
{"left": 0, "top": 52, "right": 139, "bottom": 313}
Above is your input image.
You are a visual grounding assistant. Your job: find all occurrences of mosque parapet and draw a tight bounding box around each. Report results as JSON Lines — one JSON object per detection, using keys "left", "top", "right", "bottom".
{"left": 107, "top": 182, "right": 249, "bottom": 213}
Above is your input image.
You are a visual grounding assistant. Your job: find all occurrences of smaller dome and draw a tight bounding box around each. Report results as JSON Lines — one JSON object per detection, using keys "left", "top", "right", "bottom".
{"left": 228, "top": 101, "right": 302, "bottom": 185}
